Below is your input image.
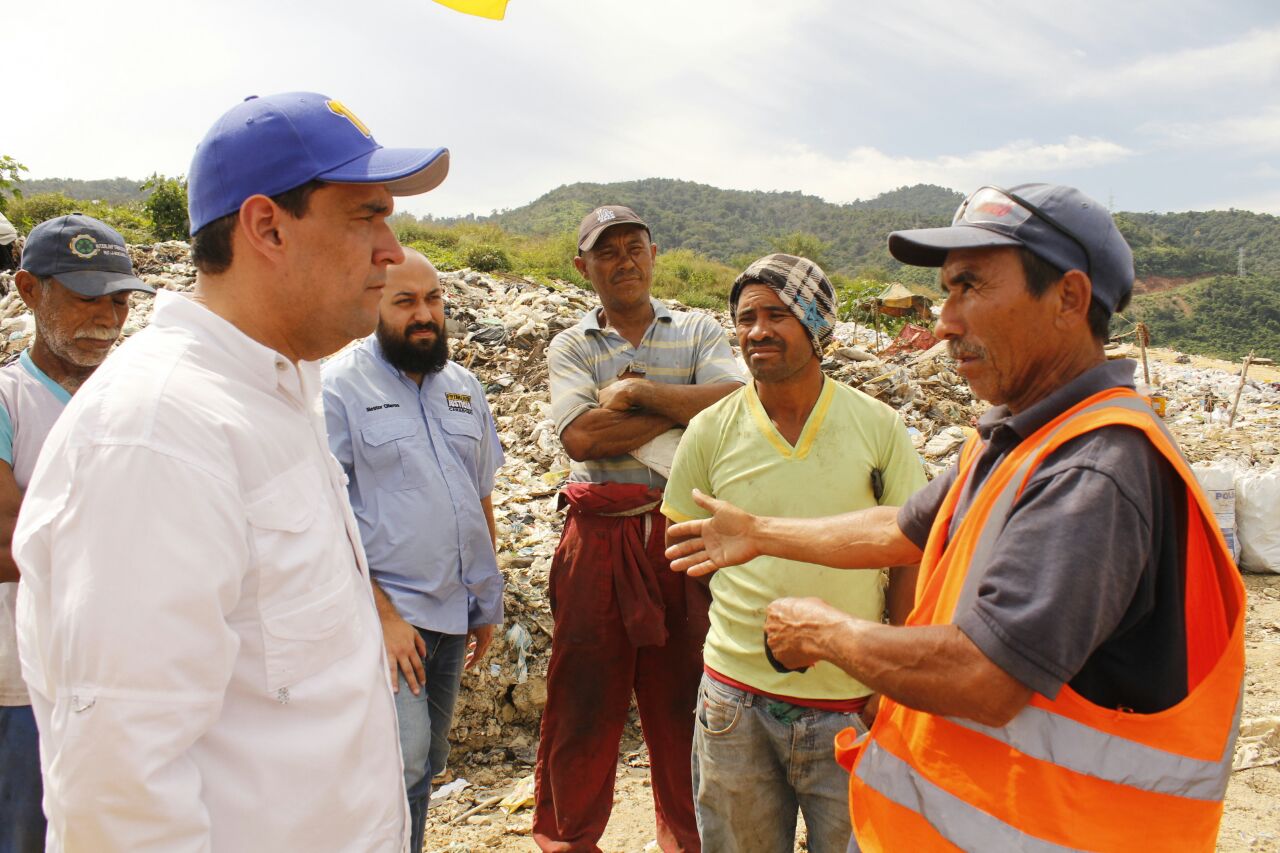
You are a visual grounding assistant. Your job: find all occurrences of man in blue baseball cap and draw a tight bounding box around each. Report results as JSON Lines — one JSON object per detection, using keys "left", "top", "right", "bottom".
{"left": 664, "top": 183, "right": 1243, "bottom": 852}
{"left": 14, "top": 93, "right": 448, "bottom": 852}
{"left": 0, "top": 213, "right": 151, "bottom": 853}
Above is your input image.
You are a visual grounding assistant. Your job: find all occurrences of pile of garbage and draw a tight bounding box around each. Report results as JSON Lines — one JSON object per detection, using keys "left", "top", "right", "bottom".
{"left": 3, "top": 243, "right": 1279, "bottom": 765}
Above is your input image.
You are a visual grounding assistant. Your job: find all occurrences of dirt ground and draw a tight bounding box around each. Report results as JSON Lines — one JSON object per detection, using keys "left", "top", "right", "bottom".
{"left": 424, "top": 572, "right": 1280, "bottom": 852}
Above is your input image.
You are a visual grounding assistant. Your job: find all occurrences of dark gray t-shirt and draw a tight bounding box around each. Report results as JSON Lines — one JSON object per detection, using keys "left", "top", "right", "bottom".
{"left": 897, "top": 360, "right": 1188, "bottom": 713}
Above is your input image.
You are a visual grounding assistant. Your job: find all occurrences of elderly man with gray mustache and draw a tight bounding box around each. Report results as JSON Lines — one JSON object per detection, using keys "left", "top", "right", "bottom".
{"left": 0, "top": 214, "right": 154, "bottom": 852}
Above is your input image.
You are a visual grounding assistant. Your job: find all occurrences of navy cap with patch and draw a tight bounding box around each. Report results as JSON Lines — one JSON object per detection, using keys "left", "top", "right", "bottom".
{"left": 889, "top": 183, "right": 1135, "bottom": 313}
{"left": 19, "top": 214, "right": 154, "bottom": 297}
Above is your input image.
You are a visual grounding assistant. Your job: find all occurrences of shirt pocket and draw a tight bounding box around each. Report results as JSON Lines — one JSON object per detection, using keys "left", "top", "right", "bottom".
{"left": 439, "top": 415, "right": 481, "bottom": 471}
{"left": 259, "top": 570, "right": 361, "bottom": 694}
{"left": 360, "top": 417, "right": 430, "bottom": 491}
{"left": 246, "top": 466, "right": 362, "bottom": 694}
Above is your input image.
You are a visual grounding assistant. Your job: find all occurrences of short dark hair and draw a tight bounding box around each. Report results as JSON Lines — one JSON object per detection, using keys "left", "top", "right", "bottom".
{"left": 1017, "top": 248, "right": 1124, "bottom": 342}
{"left": 190, "top": 180, "right": 325, "bottom": 275}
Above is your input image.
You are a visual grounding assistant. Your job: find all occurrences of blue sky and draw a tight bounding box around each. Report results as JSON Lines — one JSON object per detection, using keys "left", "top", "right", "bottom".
{"left": 8, "top": 1, "right": 1279, "bottom": 218}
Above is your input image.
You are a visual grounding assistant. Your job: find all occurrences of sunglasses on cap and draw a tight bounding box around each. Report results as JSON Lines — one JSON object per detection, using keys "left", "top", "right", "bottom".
{"left": 952, "top": 186, "right": 1093, "bottom": 275}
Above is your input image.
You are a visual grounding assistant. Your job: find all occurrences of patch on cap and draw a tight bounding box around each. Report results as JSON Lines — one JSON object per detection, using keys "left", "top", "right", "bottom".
{"left": 326, "top": 99, "right": 371, "bottom": 138}
{"left": 596, "top": 208, "right": 617, "bottom": 224}
{"left": 69, "top": 234, "right": 100, "bottom": 259}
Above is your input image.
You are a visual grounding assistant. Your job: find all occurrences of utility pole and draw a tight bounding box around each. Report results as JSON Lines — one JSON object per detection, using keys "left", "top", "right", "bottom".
{"left": 1238, "top": 247, "right": 1246, "bottom": 277}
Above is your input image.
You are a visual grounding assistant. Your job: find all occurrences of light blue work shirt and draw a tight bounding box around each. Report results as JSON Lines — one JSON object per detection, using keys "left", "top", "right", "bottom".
{"left": 322, "top": 336, "right": 504, "bottom": 634}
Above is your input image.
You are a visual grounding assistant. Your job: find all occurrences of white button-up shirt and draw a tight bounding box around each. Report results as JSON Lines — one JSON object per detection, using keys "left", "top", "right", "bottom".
{"left": 14, "top": 291, "right": 408, "bottom": 852}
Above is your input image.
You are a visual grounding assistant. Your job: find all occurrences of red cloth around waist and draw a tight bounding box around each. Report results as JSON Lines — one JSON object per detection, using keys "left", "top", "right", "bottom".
{"left": 558, "top": 481, "right": 669, "bottom": 648}
{"left": 705, "top": 665, "right": 869, "bottom": 714}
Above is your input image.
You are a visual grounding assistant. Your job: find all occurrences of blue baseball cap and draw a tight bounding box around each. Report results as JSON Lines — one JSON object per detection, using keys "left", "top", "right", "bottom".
{"left": 20, "top": 214, "right": 154, "bottom": 297}
{"left": 188, "top": 92, "right": 450, "bottom": 234}
{"left": 888, "top": 183, "right": 1135, "bottom": 313}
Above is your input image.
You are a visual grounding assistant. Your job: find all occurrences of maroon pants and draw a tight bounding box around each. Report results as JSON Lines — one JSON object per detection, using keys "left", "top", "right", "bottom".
{"left": 533, "top": 485, "right": 710, "bottom": 853}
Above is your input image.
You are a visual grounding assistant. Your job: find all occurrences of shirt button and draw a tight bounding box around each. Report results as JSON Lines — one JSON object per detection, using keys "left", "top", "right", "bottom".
{"left": 275, "top": 361, "right": 287, "bottom": 371}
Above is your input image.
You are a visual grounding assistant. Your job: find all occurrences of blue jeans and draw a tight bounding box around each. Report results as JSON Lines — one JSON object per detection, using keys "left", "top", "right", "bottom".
{"left": 691, "top": 674, "right": 865, "bottom": 853}
{"left": 396, "top": 629, "right": 466, "bottom": 853}
{"left": 0, "top": 704, "right": 45, "bottom": 853}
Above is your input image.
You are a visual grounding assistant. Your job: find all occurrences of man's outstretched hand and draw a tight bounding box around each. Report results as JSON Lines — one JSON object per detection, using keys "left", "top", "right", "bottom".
{"left": 664, "top": 489, "right": 762, "bottom": 576}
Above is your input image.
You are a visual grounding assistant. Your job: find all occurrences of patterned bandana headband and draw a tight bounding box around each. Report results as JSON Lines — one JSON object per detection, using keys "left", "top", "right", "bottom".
{"left": 729, "top": 253, "right": 837, "bottom": 355}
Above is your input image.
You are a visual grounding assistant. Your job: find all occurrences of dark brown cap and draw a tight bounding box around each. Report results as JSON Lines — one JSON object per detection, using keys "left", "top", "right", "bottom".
{"left": 576, "top": 205, "right": 650, "bottom": 252}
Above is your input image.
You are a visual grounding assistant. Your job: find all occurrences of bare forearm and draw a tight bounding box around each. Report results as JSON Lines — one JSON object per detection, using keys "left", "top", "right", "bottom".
{"left": 560, "top": 409, "right": 675, "bottom": 461}
{"left": 0, "top": 524, "right": 19, "bottom": 584}
{"left": 481, "top": 496, "right": 498, "bottom": 551}
{"left": 370, "top": 579, "right": 401, "bottom": 621}
{"left": 818, "top": 618, "right": 1029, "bottom": 725}
{"left": 754, "top": 506, "right": 923, "bottom": 569}
{"left": 633, "top": 380, "right": 740, "bottom": 425}
{"left": 886, "top": 564, "right": 920, "bottom": 625}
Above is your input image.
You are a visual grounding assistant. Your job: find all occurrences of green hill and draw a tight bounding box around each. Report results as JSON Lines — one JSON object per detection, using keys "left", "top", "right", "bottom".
{"left": 1116, "top": 210, "right": 1280, "bottom": 279}
{"left": 20, "top": 177, "right": 148, "bottom": 205}
{"left": 488, "top": 178, "right": 960, "bottom": 285}
{"left": 1127, "top": 274, "right": 1280, "bottom": 361}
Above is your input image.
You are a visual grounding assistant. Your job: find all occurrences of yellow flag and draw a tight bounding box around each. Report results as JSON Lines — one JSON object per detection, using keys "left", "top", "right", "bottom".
{"left": 431, "top": 0, "right": 509, "bottom": 19}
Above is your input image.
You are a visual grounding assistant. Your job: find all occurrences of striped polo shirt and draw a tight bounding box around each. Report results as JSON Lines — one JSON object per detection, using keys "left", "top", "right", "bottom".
{"left": 548, "top": 297, "right": 744, "bottom": 487}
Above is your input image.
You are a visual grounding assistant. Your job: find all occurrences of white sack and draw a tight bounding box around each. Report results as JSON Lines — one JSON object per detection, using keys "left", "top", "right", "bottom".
{"left": 1236, "top": 468, "right": 1280, "bottom": 574}
{"left": 1193, "top": 462, "right": 1240, "bottom": 562}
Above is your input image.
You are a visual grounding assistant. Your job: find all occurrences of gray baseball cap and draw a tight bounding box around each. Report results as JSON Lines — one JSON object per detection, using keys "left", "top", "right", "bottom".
{"left": 577, "top": 205, "right": 650, "bottom": 253}
{"left": 889, "top": 183, "right": 1135, "bottom": 313}
{"left": 20, "top": 214, "right": 154, "bottom": 297}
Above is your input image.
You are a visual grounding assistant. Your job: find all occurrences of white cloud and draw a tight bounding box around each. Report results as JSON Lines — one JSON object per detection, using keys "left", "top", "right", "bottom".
{"left": 1062, "top": 26, "right": 1280, "bottom": 99}
{"left": 1142, "top": 108, "right": 1280, "bottom": 153}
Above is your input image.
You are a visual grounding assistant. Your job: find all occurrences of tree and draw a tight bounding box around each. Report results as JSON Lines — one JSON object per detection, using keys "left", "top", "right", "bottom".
{"left": 0, "top": 155, "right": 29, "bottom": 215}
{"left": 141, "top": 173, "right": 190, "bottom": 241}
{"left": 769, "top": 231, "right": 832, "bottom": 270}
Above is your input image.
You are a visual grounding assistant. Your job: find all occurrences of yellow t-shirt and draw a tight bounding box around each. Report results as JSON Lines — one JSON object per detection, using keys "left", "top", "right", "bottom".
{"left": 661, "top": 376, "right": 925, "bottom": 700}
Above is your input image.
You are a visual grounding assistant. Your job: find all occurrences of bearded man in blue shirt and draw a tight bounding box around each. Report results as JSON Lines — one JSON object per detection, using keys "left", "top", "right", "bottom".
{"left": 323, "top": 247, "right": 504, "bottom": 853}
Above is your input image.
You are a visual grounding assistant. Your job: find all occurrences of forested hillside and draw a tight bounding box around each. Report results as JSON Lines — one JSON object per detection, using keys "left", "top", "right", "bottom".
{"left": 1127, "top": 274, "right": 1280, "bottom": 361}
{"left": 1118, "top": 210, "right": 1280, "bottom": 278}
{"left": 19, "top": 177, "right": 147, "bottom": 205}
{"left": 488, "top": 179, "right": 960, "bottom": 283}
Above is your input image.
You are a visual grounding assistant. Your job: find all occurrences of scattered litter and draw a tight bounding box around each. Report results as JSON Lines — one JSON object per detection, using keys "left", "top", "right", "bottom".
{"left": 430, "top": 778, "right": 472, "bottom": 803}
{"left": 1233, "top": 716, "right": 1280, "bottom": 772}
{"left": 498, "top": 774, "right": 537, "bottom": 814}
{"left": 624, "top": 749, "right": 651, "bottom": 769}
{"left": 505, "top": 623, "right": 533, "bottom": 684}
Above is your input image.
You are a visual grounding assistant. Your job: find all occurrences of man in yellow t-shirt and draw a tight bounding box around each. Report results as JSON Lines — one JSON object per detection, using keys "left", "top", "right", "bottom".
{"left": 663, "top": 254, "right": 924, "bottom": 853}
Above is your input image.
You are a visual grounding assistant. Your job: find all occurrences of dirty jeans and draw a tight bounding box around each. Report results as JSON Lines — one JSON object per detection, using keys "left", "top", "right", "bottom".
{"left": 0, "top": 704, "right": 45, "bottom": 853}
{"left": 534, "top": 487, "right": 709, "bottom": 853}
{"left": 396, "top": 629, "right": 467, "bottom": 853}
{"left": 691, "top": 675, "right": 865, "bottom": 853}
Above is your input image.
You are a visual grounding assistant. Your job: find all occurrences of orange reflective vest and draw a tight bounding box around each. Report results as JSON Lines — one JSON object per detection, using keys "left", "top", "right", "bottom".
{"left": 837, "top": 388, "right": 1245, "bottom": 852}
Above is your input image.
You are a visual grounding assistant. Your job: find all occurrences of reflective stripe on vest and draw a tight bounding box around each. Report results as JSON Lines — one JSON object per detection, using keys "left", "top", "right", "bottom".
{"left": 856, "top": 740, "right": 1081, "bottom": 853}
{"left": 946, "top": 689, "right": 1241, "bottom": 801}
{"left": 848, "top": 388, "right": 1246, "bottom": 853}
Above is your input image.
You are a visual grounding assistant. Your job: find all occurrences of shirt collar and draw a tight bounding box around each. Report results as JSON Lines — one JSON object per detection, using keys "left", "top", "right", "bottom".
{"left": 150, "top": 290, "right": 311, "bottom": 403}
{"left": 976, "top": 358, "right": 1137, "bottom": 442}
{"left": 19, "top": 349, "right": 72, "bottom": 404}
{"left": 580, "top": 297, "right": 672, "bottom": 336}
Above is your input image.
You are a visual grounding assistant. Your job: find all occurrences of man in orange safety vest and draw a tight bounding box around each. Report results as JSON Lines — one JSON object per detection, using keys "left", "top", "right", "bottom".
{"left": 663, "top": 183, "right": 1244, "bottom": 853}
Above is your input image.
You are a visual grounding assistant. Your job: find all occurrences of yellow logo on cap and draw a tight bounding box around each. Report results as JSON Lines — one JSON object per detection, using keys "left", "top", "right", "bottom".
{"left": 326, "top": 100, "right": 372, "bottom": 138}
